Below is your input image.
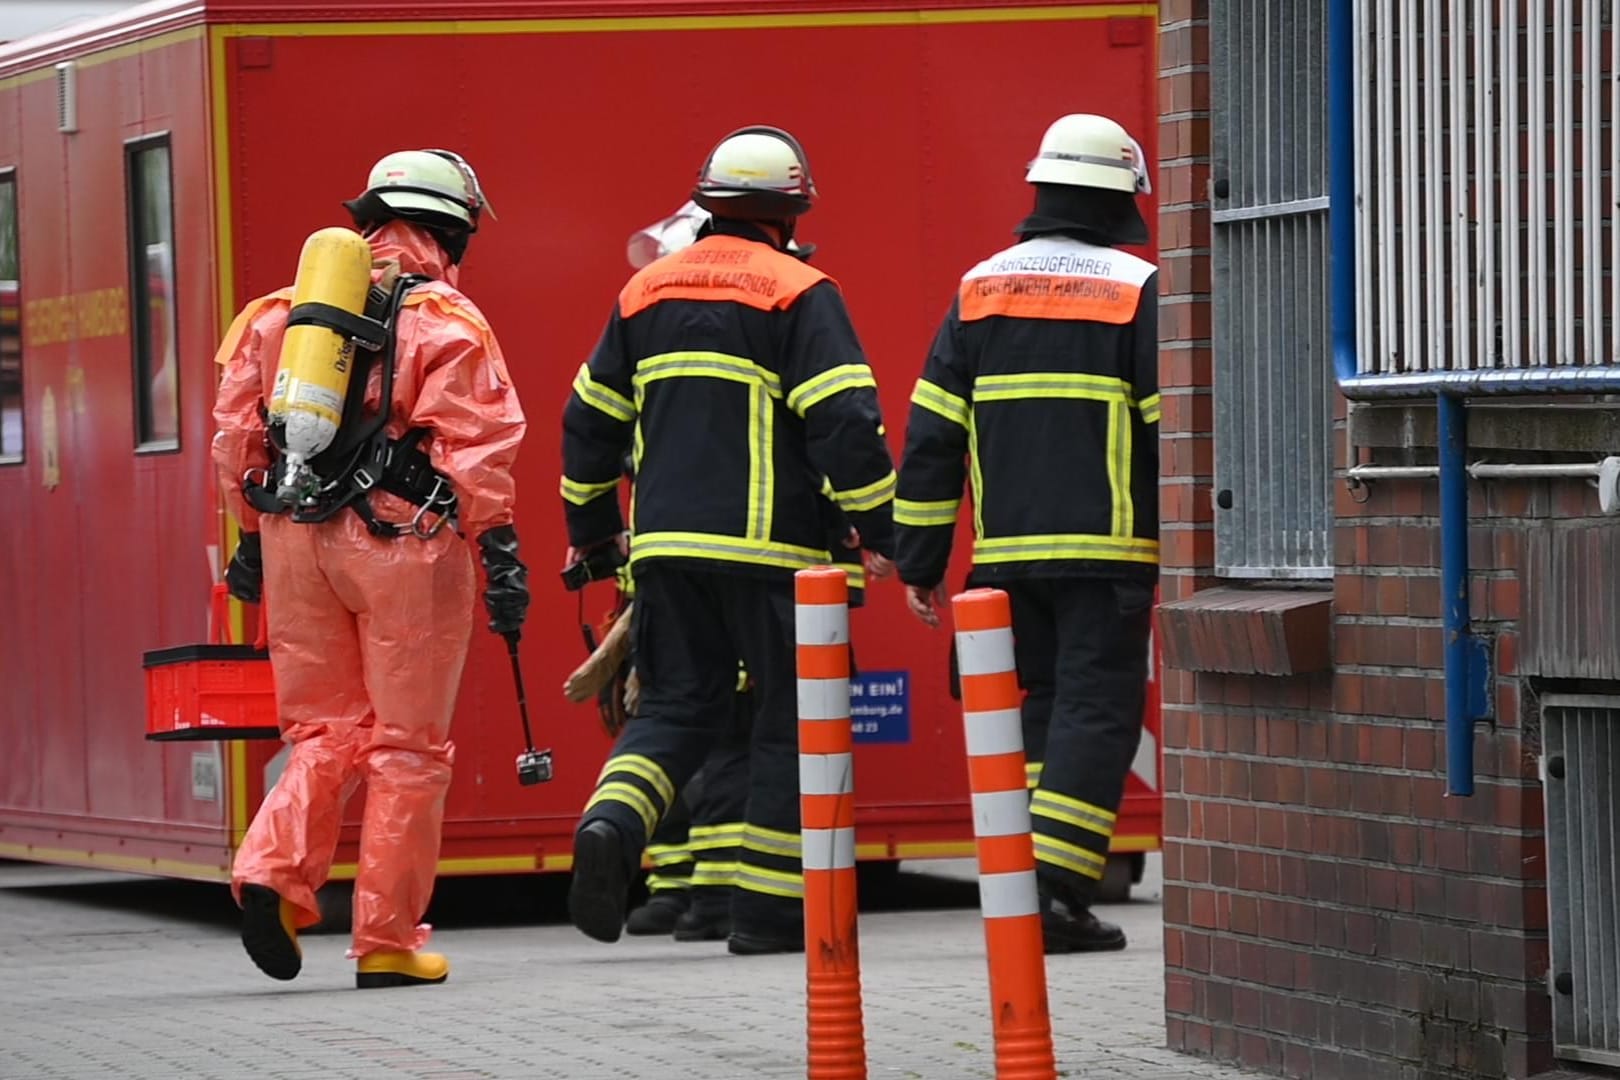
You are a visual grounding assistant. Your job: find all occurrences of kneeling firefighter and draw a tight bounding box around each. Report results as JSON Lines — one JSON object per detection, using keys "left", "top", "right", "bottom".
{"left": 212, "top": 148, "right": 530, "bottom": 988}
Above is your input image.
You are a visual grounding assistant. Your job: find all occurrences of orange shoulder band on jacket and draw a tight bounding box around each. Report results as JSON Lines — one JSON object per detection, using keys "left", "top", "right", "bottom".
{"left": 957, "top": 272, "right": 1143, "bottom": 324}
{"left": 618, "top": 234, "right": 830, "bottom": 318}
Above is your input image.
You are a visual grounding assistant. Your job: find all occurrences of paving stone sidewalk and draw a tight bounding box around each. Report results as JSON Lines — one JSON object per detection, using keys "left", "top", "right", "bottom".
{"left": 0, "top": 857, "right": 1267, "bottom": 1080}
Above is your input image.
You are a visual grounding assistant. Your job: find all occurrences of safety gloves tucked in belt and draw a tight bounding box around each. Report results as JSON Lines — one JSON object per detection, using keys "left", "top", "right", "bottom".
{"left": 225, "top": 532, "right": 264, "bottom": 604}
{"left": 478, "top": 524, "right": 531, "bottom": 640}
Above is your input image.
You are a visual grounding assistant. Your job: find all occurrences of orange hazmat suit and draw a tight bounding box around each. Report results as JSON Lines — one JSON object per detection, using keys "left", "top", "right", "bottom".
{"left": 211, "top": 220, "right": 525, "bottom": 958}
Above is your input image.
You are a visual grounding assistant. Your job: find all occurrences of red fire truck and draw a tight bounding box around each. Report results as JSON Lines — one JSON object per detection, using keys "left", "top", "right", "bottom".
{"left": 0, "top": 0, "right": 1162, "bottom": 900}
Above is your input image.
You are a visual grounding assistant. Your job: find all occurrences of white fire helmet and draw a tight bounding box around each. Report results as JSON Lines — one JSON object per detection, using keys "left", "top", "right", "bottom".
{"left": 692, "top": 125, "right": 816, "bottom": 219}
{"left": 1024, "top": 114, "right": 1151, "bottom": 196}
{"left": 626, "top": 200, "right": 810, "bottom": 269}
{"left": 355, "top": 148, "right": 494, "bottom": 231}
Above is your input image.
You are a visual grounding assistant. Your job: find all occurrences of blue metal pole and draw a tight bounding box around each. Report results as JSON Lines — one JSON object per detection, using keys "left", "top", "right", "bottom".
{"left": 1328, "top": 0, "right": 1359, "bottom": 385}
{"left": 1437, "top": 392, "right": 1475, "bottom": 796}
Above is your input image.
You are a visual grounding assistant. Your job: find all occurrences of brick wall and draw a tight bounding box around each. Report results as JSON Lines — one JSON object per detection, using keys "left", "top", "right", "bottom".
{"left": 1156, "top": 4, "right": 1569, "bottom": 1077}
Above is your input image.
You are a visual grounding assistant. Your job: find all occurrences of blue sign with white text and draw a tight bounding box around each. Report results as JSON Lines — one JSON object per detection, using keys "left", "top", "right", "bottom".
{"left": 849, "top": 670, "right": 910, "bottom": 744}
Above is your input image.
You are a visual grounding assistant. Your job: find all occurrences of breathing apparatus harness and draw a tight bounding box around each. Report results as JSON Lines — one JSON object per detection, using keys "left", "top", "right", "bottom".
{"left": 242, "top": 267, "right": 459, "bottom": 540}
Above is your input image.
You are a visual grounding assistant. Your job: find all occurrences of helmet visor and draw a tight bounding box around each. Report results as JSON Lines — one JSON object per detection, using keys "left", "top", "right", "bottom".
{"left": 423, "top": 148, "right": 497, "bottom": 222}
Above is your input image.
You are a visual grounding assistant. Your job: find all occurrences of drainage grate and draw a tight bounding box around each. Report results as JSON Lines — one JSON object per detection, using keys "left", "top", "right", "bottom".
{"left": 1542, "top": 693, "right": 1620, "bottom": 1068}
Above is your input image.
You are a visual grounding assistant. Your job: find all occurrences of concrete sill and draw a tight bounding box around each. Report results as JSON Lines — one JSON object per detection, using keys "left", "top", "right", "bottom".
{"left": 1158, "top": 587, "right": 1333, "bottom": 676}
{"left": 1349, "top": 400, "right": 1620, "bottom": 453}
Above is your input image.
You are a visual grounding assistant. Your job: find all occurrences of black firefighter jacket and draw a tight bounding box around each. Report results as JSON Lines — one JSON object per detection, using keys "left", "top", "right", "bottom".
{"left": 895, "top": 233, "right": 1160, "bottom": 588}
{"left": 562, "top": 223, "right": 896, "bottom": 579}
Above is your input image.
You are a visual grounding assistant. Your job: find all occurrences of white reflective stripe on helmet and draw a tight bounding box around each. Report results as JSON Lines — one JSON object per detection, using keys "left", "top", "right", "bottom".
{"left": 696, "top": 126, "right": 816, "bottom": 199}
{"left": 1024, "top": 113, "right": 1145, "bottom": 195}
{"left": 363, "top": 149, "right": 484, "bottom": 229}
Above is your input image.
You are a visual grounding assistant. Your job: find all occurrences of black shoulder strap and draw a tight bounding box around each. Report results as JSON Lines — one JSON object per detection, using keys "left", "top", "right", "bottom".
{"left": 307, "top": 273, "right": 430, "bottom": 475}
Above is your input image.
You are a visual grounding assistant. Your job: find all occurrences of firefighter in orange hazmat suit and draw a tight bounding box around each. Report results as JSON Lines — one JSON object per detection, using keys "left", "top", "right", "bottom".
{"left": 211, "top": 149, "right": 528, "bottom": 989}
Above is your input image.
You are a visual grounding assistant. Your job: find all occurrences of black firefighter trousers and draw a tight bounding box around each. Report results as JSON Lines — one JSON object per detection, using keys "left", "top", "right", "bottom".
{"left": 579, "top": 564, "right": 802, "bottom": 938}
{"left": 996, "top": 575, "right": 1154, "bottom": 909}
{"left": 643, "top": 691, "right": 751, "bottom": 914}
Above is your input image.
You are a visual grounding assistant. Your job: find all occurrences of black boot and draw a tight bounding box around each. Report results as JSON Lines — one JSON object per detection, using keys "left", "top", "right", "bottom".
{"left": 727, "top": 926, "right": 805, "bottom": 956}
{"left": 240, "top": 884, "right": 302, "bottom": 981}
{"left": 1040, "top": 884, "right": 1126, "bottom": 954}
{"left": 626, "top": 891, "right": 690, "bottom": 936}
{"left": 569, "top": 819, "right": 633, "bottom": 944}
{"left": 673, "top": 895, "right": 732, "bottom": 942}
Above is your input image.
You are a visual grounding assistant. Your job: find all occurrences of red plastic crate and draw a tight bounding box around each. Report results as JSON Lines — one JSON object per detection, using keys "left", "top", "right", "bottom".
{"left": 143, "top": 586, "right": 279, "bottom": 742}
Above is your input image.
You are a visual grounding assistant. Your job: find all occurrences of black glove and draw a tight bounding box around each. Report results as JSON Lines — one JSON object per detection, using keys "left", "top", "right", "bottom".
{"left": 478, "top": 524, "right": 530, "bottom": 640}
{"left": 225, "top": 532, "right": 263, "bottom": 604}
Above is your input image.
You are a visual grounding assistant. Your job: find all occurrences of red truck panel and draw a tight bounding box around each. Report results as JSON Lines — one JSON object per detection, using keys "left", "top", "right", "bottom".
{"left": 0, "top": 1, "right": 1161, "bottom": 881}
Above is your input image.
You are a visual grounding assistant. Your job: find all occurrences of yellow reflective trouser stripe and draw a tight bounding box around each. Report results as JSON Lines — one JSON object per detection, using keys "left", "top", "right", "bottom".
{"left": 585, "top": 782, "right": 659, "bottom": 835}
{"left": 573, "top": 363, "right": 636, "bottom": 422}
{"left": 736, "top": 666, "right": 750, "bottom": 692}
{"left": 788, "top": 363, "right": 878, "bottom": 415}
{"left": 735, "top": 865, "right": 805, "bottom": 899}
{"left": 1108, "top": 400, "right": 1131, "bottom": 537}
{"left": 912, "top": 378, "right": 969, "bottom": 427}
{"left": 973, "top": 533, "right": 1159, "bottom": 565}
{"left": 691, "top": 861, "right": 741, "bottom": 887}
{"left": 646, "top": 843, "right": 694, "bottom": 868}
{"left": 630, "top": 531, "right": 831, "bottom": 571}
{"left": 1031, "top": 790, "right": 1117, "bottom": 837}
{"left": 633, "top": 351, "right": 783, "bottom": 399}
{"left": 747, "top": 384, "right": 775, "bottom": 541}
{"left": 1026, "top": 762, "right": 1043, "bottom": 790}
{"left": 689, "top": 824, "right": 744, "bottom": 852}
{"left": 648, "top": 875, "right": 691, "bottom": 892}
{"left": 1033, "top": 834, "right": 1108, "bottom": 880}
{"left": 595, "top": 754, "right": 676, "bottom": 809}
{"left": 741, "top": 824, "right": 801, "bottom": 858}
{"left": 894, "top": 496, "right": 961, "bottom": 527}
{"left": 1137, "top": 392, "right": 1162, "bottom": 424}
{"left": 560, "top": 474, "right": 619, "bottom": 506}
{"left": 831, "top": 470, "right": 897, "bottom": 513}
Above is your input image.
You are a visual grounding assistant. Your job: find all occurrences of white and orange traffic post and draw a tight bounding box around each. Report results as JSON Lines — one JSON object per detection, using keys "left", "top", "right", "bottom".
{"left": 952, "top": 587, "right": 1057, "bottom": 1080}
{"left": 795, "top": 566, "right": 867, "bottom": 1080}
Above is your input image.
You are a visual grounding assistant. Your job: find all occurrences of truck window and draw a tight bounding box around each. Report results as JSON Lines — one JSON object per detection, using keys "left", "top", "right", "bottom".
{"left": 127, "top": 137, "right": 178, "bottom": 450}
{"left": 0, "top": 170, "right": 20, "bottom": 464}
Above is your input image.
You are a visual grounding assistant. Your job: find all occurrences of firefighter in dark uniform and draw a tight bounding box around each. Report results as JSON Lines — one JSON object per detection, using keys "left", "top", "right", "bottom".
{"left": 630, "top": 539, "right": 869, "bottom": 942}
{"left": 561, "top": 126, "right": 896, "bottom": 956}
{"left": 613, "top": 205, "right": 867, "bottom": 943}
{"left": 895, "top": 113, "right": 1158, "bottom": 954}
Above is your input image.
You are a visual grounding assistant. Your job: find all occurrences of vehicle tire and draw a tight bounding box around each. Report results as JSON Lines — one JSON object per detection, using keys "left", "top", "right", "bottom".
{"left": 1094, "top": 854, "right": 1139, "bottom": 904}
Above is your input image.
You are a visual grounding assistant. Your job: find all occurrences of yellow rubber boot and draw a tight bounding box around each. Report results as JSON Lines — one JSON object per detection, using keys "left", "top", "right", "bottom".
{"left": 355, "top": 950, "right": 450, "bottom": 989}
{"left": 240, "top": 884, "right": 302, "bottom": 981}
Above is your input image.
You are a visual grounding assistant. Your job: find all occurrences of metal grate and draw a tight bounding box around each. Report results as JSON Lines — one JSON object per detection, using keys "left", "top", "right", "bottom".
{"left": 1210, "top": 0, "right": 1336, "bottom": 579}
{"left": 55, "top": 62, "right": 77, "bottom": 134}
{"left": 1542, "top": 693, "right": 1620, "bottom": 1068}
{"left": 1354, "top": 1, "right": 1620, "bottom": 376}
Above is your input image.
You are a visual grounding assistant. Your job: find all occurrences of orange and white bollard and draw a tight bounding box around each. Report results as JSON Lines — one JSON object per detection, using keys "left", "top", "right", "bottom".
{"left": 795, "top": 566, "right": 867, "bottom": 1080}
{"left": 953, "top": 587, "right": 1057, "bottom": 1080}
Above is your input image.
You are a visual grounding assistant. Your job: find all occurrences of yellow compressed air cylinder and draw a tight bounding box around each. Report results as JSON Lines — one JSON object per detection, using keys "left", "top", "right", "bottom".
{"left": 269, "top": 227, "right": 374, "bottom": 499}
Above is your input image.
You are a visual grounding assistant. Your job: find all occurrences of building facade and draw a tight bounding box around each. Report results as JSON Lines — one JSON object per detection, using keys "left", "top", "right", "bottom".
{"left": 1158, "top": 2, "right": 1620, "bottom": 1076}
